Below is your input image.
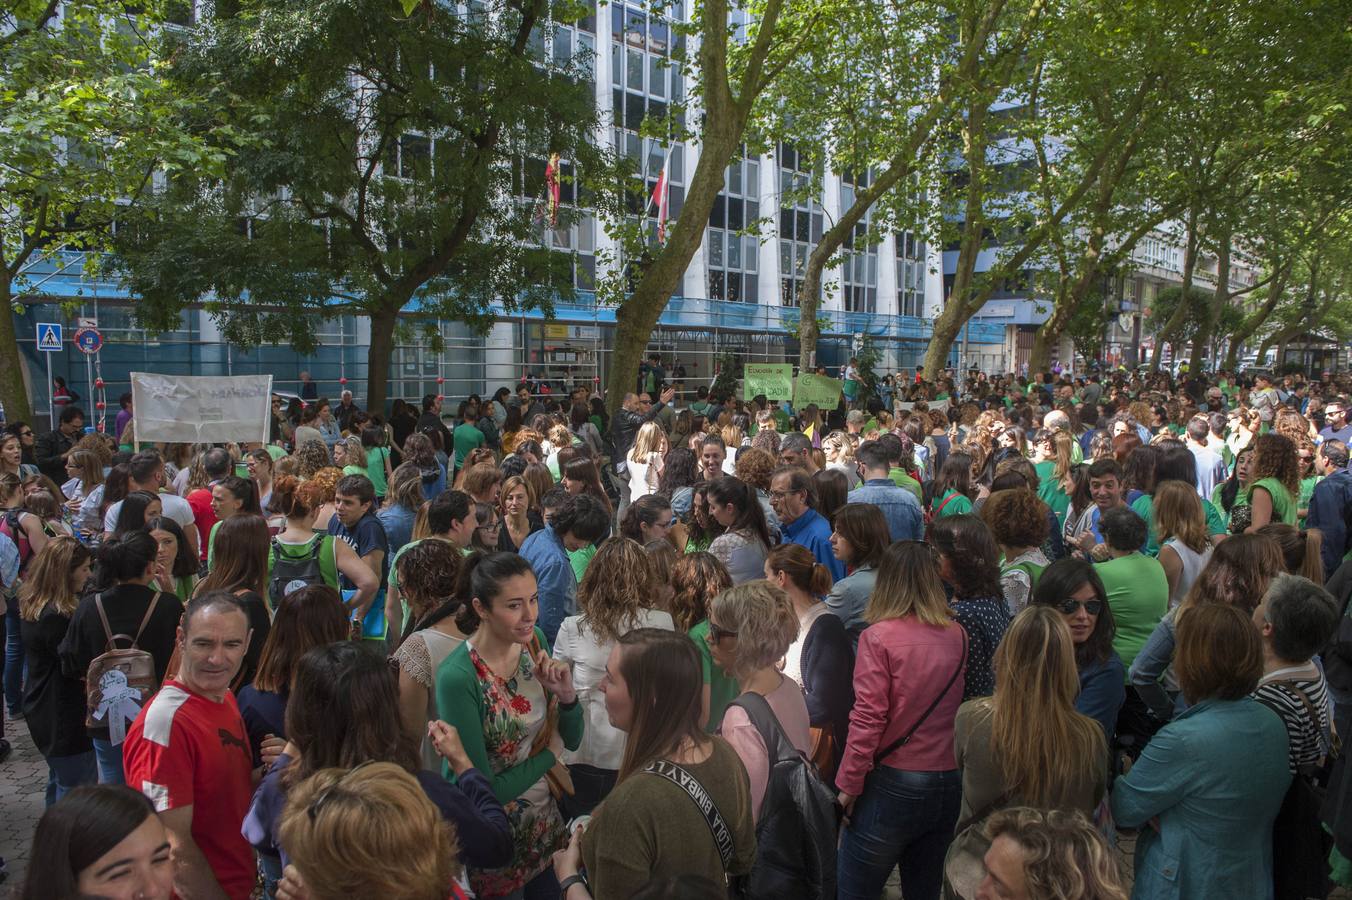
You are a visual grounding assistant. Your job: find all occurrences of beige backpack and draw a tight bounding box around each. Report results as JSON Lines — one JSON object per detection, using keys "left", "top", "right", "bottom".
{"left": 84, "top": 592, "right": 166, "bottom": 744}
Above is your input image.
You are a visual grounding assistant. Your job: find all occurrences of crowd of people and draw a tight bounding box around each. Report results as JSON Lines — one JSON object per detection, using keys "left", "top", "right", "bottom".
{"left": 1, "top": 360, "right": 1350, "bottom": 900}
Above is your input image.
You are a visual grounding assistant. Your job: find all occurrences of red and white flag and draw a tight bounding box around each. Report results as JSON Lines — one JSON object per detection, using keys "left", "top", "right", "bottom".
{"left": 650, "top": 152, "right": 670, "bottom": 242}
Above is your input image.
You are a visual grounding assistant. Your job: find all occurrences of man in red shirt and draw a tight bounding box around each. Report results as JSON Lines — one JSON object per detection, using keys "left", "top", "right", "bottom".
{"left": 186, "top": 448, "right": 233, "bottom": 562}
{"left": 124, "top": 591, "right": 256, "bottom": 900}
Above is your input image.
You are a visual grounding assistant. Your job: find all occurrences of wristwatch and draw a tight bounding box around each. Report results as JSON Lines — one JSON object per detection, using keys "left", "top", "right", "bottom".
{"left": 559, "top": 873, "right": 589, "bottom": 895}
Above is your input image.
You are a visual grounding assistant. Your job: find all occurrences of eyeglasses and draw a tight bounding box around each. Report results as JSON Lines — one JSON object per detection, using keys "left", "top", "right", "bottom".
{"left": 1056, "top": 598, "right": 1103, "bottom": 616}
{"left": 768, "top": 489, "right": 801, "bottom": 500}
{"left": 709, "top": 622, "right": 738, "bottom": 642}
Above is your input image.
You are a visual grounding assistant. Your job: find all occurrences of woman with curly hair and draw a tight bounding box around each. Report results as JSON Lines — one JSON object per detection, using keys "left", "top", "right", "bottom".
{"left": 553, "top": 537, "right": 675, "bottom": 817}
{"left": 982, "top": 488, "right": 1051, "bottom": 615}
{"left": 1245, "top": 432, "right": 1299, "bottom": 530}
{"left": 974, "top": 808, "right": 1128, "bottom": 900}
{"left": 929, "top": 515, "right": 1012, "bottom": 700}
{"left": 294, "top": 439, "right": 332, "bottom": 480}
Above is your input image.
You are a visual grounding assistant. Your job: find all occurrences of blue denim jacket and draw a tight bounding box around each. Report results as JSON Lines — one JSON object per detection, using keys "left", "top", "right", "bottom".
{"left": 850, "top": 479, "right": 924, "bottom": 542}
{"left": 519, "top": 527, "right": 576, "bottom": 645}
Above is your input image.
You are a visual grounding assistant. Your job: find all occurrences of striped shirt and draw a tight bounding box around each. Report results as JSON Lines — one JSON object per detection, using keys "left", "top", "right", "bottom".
{"left": 1252, "top": 666, "right": 1332, "bottom": 774}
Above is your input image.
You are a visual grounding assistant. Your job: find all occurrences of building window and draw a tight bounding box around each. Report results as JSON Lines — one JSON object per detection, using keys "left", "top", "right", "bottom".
{"left": 707, "top": 154, "right": 759, "bottom": 302}
{"left": 778, "top": 143, "right": 822, "bottom": 307}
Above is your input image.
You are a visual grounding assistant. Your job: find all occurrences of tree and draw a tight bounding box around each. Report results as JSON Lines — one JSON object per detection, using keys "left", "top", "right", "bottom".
{"left": 0, "top": 0, "right": 227, "bottom": 424}
{"left": 598, "top": 0, "right": 828, "bottom": 416}
{"left": 114, "top": 0, "right": 600, "bottom": 411}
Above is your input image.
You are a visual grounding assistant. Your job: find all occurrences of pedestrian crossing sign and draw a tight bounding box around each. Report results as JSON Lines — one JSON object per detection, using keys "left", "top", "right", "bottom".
{"left": 36, "top": 322, "right": 63, "bottom": 352}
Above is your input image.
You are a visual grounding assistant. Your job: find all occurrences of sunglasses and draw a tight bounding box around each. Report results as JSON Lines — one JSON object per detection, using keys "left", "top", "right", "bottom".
{"left": 709, "top": 622, "right": 738, "bottom": 642}
{"left": 1057, "top": 598, "right": 1103, "bottom": 616}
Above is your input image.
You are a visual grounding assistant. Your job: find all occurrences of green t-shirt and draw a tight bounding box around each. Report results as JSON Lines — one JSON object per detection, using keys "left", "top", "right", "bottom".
{"left": 1094, "top": 552, "right": 1168, "bottom": 675}
{"left": 569, "top": 543, "right": 597, "bottom": 583}
{"left": 688, "top": 619, "right": 739, "bottom": 733}
{"left": 887, "top": 468, "right": 924, "bottom": 504}
{"left": 1131, "top": 492, "right": 1226, "bottom": 556}
{"left": 365, "top": 446, "right": 390, "bottom": 498}
{"left": 341, "top": 464, "right": 365, "bottom": 478}
{"left": 453, "top": 422, "right": 486, "bottom": 471}
{"left": 1245, "top": 477, "right": 1297, "bottom": 526}
{"left": 1035, "top": 461, "right": 1071, "bottom": 527}
{"left": 934, "top": 488, "right": 973, "bottom": 518}
{"left": 265, "top": 444, "right": 288, "bottom": 461}
{"left": 1299, "top": 475, "right": 1320, "bottom": 528}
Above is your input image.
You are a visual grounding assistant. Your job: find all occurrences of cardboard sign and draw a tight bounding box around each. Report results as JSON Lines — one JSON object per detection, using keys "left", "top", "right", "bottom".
{"left": 742, "top": 363, "right": 794, "bottom": 401}
{"left": 794, "top": 373, "right": 843, "bottom": 409}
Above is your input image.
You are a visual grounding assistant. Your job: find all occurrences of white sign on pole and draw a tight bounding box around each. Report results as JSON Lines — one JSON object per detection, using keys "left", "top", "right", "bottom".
{"left": 131, "top": 373, "right": 273, "bottom": 444}
{"left": 36, "top": 322, "right": 63, "bottom": 351}
{"left": 77, "top": 317, "right": 98, "bottom": 329}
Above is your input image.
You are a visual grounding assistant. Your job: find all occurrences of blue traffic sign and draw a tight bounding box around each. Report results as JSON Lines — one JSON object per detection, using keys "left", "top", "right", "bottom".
{"left": 75, "top": 327, "right": 103, "bottom": 354}
{"left": 35, "top": 322, "right": 62, "bottom": 352}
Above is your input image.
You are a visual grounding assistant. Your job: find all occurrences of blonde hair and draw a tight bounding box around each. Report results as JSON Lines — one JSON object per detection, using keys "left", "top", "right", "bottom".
{"left": 1048, "top": 431, "right": 1074, "bottom": 489}
{"left": 577, "top": 537, "right": 655, "bottom": 643}
{"left": 821, "top": 430, "right": 856, "bottom": 465}
{"left": 629, "top": 421, "right": 667, "bottom": 463}
{"left": 983, "top": 808, "right": 1128, "bottom": 900}
{"left": 986, "top": 607, "right": 1106, "bottom": 808}
{"left": 280, "top": 763, "right": 460, "bottom": 900}
{"left": 709, "top": 580, "right": 799, "bottom": 680}
{"left": 336, "top": 435, "right": 367, "bottom": 470}
{"left": 18, "top": 535, "right": 91, "bottom": 620}
{"left": 866, "top": 541, "right": 953, "bottom": 627}
{"left": 720, "top": 423, "right": 745, "bottom": 450}
{"left": 499, "top": 475, "right": 535, "bottom": 519}
{"left": 1153, "top": 481, "right": 1208, "bottom": 554}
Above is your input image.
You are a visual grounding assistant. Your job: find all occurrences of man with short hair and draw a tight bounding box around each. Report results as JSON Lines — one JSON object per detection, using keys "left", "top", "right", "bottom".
{"left": 1185, "top": 416, "right": 1228, "bottom": 500}
{"left": 1066, "top": 458, "right": 1126, "bottom": 555}
{"left": 453, "top": 403, "right": 486, "bottom": 473}
{"left": 334, "top": 390, "right": 361, "bottom": 433}
{"left": 328, "top": 474, "right": 388, "bottom": 638}
{"left": 34, "top": 405, "right": 84, "bottom": 482}
{"left": 1308, "top": 440, "right": 1351, "bottom": 581}
{"left": 770, "top": 466, "right": 844, "bottom": 582}
{"left": 104, "top": 450, "right": 201, "bottom": 557}
{"left": 385, "top": 490, "right": 475, "bottom": 641}
{"left": 1097, "top": 507, "right": 1167, "bottom": 678}
{"left": 184, "top": 448, "right": 233, "bottom": 561}
{"left": 1320, "top": 397, "right": 1352, "bottom": 444}
{"left": 298, "top": 370, "right": 318, "bottom": 401}
{"left": 850, "top": 441, "right": 923, "bottom": 542}
{"left": 778, "top": 432, "right": 818, "bottom": 473}
{"left": 124, "top": 592, "right": 257, "bottom": 900}
{"left": 417, "top": 393, "right": 453, "bottom": 454}
{"left": 520, "top": 494, "right": 611, "bottom": 643}
{"left": 845, "top": 409, "right": 866, "bottom": 435}
{"left": 876, "top": 433, "right": 923, "bottom": 504}
{"left": 611, "top": 387, "right": 675, "bottom": 478}
{"left": 699, "top": 435, "right": 727, "bottom": 482}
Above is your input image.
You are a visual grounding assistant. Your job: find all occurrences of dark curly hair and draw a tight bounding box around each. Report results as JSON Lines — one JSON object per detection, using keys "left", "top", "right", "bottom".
{"left": 928, "top": 514, "right": 1003, "bottom": 600}
{"left": 980, "top": 487, "right": 1050, "bottom": 550}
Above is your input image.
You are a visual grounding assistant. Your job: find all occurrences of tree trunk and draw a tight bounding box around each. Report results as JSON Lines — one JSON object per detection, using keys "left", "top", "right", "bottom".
{"left": 1256, "top": 262, "right": 1326, "bottom": 365}
{"left": 1150, "top": 204, "right": 1199, "bottom": 370}
{"left": 795, "top": 262, "right": 824, "bottom": 374}
{"left": 1190, "top": 229, "right": 1230, "bottom": 374}
{"left": 1027, "top": 284, "right": 1071, "bottom": 374}
{"left": 0, "top": 281, "right": 34, "bottom": 425}
{"left": 364, "top": 301, "right": 399, "bottom": 414}
{"left": 1223, "top": 264, "right": 1290, "bottom": 370}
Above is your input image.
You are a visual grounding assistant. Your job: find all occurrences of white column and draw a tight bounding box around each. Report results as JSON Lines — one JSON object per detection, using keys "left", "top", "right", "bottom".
{"left": 923, "top": 240, "right": 944, "bottom": 319}
{"left": 680, "top": 17, "right": 707, "bottom": 300}
{"left": 757, "top": 152, "right": 779, "bottom": 306}
{"left": 485, "top": 322, "right": 519, "bottom": 388}
{"left": 592, "top": 8, "right": 619, "bottom": 285}
{"left": 820, "top": 168, "right": 844, "bottom": 311}
{"left": 877, "top": 234, "right": 899, "bottom": 316}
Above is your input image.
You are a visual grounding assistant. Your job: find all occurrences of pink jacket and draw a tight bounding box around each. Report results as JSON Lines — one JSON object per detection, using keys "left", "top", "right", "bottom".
{"left": 835, "top": 616, "right": 967, "bottom": 796}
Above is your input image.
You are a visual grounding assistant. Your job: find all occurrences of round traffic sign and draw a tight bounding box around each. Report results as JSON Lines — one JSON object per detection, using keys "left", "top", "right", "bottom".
{"left": 74, "top": 327, "right": 103, "bottom": 355}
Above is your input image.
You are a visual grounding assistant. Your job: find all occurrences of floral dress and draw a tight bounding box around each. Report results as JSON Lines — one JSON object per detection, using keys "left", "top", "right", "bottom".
{"left": 466, "top": 644, "right": 567, "bottom": 897}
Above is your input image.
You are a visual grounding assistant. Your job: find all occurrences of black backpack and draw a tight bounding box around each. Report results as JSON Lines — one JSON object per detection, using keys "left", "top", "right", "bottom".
{"left": 269, "top": 537, "right": 326, "bottom": 608}
{"left": 729, "top": 692, "right": 837, "bottom": 900}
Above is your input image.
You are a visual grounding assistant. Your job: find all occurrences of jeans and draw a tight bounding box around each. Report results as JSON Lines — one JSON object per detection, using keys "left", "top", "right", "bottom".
{"left": 93, "top": 738, "right": 126, "bottom": 785}
{"left": 559, "top": 764, "right": 617, "bottom": 823}
{"left": 259, "top": 852, "right": 284, "bottom": 900}
{"left": 3, "top": 604, "right": 22, "bottom": 715}
{"left": 44, "top": 751, "right": 98, "bottom": 806}
{"left": 837, "top": 767, "right": 960, "bottom": 900}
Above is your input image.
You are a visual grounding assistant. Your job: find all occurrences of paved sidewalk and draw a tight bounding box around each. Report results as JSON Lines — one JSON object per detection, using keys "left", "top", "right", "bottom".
{"left": 0, "top": 715, "right": 46, "bottom": 891}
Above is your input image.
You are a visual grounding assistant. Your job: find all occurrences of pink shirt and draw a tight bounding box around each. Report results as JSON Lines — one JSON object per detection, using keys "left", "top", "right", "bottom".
{"left": 835, "top": 617, "right": 966, "bottom": 796}
{"left": 720, "top": 675, "right": 812, "bottom": 821}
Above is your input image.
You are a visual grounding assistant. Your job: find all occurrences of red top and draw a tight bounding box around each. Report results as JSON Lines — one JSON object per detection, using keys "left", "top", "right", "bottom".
{"left": 186, "top": 488, "right": 216, "bottom": 561}
{"left": 124, "top": 680, "right": 255, "bottom": 900}
{"left": 835, "top": 617, "right": 967, "bottom": 796}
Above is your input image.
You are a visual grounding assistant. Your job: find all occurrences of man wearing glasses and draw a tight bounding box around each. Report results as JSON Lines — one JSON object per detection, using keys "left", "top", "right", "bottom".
{"left": 1319, "top": 397, "right": 1352, "bottom": 444}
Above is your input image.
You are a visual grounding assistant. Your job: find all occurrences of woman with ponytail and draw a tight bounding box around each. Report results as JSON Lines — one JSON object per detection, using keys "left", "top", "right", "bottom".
{"left": 705, "top": 476, "right": 772, "bottom": 584}
{"left": 1257, "top": 522, "right": 1326, "bottom": 585}
{"left": 267, "top": 474, "right": 378, "bottom": 616}
{"left": 764, "top": 543, "right": 854, "bottom": 780}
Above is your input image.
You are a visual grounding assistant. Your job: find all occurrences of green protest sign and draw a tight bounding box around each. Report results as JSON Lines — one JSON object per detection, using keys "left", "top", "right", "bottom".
{"left": 794, "top": 373, "right": 842, "bottom": 409}
{"left": 742, "top": 363, "right": 794, "bottom": 401}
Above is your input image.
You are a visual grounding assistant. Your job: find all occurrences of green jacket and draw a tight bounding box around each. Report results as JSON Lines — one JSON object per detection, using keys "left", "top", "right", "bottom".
{"left": 434, "top": 628, "right": 584, "bottom": 804}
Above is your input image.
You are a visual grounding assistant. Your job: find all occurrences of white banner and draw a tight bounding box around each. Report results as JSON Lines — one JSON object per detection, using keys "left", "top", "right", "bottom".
{"left": 131, "top": 373, "right": 273, "bottom": 444}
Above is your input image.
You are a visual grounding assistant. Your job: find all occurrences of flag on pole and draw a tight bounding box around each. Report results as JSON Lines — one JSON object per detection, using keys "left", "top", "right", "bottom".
{"left": 545, "top": 153, "right": 561, "bottom": 227}
{"left": 650, "top": 151, "right": 670, "bottom": 242}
